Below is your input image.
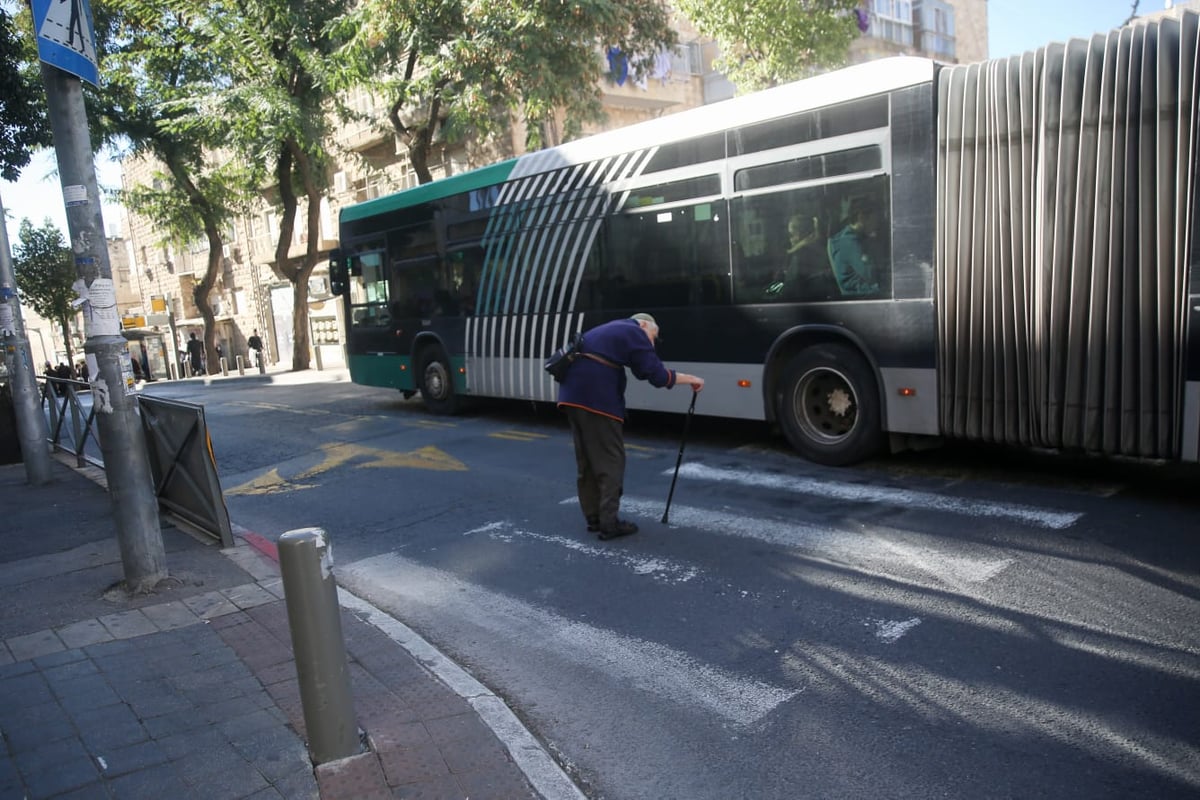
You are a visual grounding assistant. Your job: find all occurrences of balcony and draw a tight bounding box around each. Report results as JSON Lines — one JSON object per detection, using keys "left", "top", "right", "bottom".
{"left": 337, "top": 116, "right": 392, "bottom": 153}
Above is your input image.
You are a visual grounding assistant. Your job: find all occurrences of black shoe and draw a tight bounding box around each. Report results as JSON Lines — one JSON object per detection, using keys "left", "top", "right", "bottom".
{"left": 597, "top": 520, "right": 638, "bottom": 540}
{"left": 586, "top": 516, "right": 600, "bottom": 532}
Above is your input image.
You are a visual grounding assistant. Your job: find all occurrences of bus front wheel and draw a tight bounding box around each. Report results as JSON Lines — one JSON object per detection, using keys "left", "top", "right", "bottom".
{"left": 778, "top": 343, "right": 883, "bottom": 466}
{"left": 416, "top": 346, "right": 460, "bottom": 415}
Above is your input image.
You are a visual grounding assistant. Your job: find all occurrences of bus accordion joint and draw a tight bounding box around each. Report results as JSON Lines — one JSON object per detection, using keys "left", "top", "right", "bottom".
{"left": 898, "top": 387, "right": 916, "bottom": 397}
{"left": 737, "top": 379, "right": 752, "bottom": 388}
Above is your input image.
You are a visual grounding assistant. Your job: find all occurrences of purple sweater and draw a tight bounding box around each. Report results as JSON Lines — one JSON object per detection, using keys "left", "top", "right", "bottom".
{"left": 557, "top": 319, "right": 677, "bottom": 421}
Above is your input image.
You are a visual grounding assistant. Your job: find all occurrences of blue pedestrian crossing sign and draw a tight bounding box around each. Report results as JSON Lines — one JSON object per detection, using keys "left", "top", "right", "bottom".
{"left": 31, "top": 0, "right": 100, "bottom": 87}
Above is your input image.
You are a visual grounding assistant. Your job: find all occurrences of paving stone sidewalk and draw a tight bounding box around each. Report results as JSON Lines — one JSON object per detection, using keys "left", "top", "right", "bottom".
{"left": 0, "top": 458, "right": 576, "bottom": 799}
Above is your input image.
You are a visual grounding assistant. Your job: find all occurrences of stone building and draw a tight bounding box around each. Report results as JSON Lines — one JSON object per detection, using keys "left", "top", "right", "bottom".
{"left": 850, "top": 0, "right": 989, "bottom": 64}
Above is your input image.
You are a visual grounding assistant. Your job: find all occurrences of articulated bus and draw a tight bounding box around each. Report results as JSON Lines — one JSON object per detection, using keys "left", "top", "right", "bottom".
{"left": 331, "top": 11, "right": 1199, "bottom": 466}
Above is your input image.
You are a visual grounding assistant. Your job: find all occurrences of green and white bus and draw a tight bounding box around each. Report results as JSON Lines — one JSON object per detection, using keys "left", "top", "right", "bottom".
{"left": 331, "top": 11, "right": 1200, "bottom": 466}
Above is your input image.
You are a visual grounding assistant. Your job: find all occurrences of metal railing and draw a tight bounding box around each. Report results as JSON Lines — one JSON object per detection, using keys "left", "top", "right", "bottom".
{"left": 39, "top": 377, "right": 104, "bottom": 468}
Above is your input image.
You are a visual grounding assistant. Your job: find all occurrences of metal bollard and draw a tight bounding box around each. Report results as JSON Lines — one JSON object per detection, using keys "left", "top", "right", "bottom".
{"left": 277, "top": 528, "right": 359, "bottom": 763}
{"left": 235, "top": 354, "right": 245, "bottom": 376}
{"left": 220, "top": 356, "right": 229, "bottom": 377}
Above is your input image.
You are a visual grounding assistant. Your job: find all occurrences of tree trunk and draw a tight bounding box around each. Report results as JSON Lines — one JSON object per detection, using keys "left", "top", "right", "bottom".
{"left": 57, "top": 317, "right": 73, "bottom": 367}
{"left": 289, "top": 149, "right": 324, "bottom": 371}
{"left": 165, "top": 154, "right": 224, "bottom": 374}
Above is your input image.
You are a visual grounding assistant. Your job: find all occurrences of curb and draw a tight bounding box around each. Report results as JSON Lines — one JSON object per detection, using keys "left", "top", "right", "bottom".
{"left": 231, "top": 525, "right": 585, "bottom": 800}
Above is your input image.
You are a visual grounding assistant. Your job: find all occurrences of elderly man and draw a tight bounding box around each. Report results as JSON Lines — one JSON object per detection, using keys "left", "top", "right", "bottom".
{"left": 557, "top": 313, "right": 704, "bottom": 540}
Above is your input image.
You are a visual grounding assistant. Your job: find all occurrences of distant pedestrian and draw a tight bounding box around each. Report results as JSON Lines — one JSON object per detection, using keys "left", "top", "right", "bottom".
{"left": 55, "top": 362, "right": 73, "bottom": 380}
{"left": 77, "top": 362, "right": 89, "bottom": 382}
{"left": 186, "top": 333, "right": 204, "bottom": 376}
{"left": 248, "top": 330, "right": 264, "bottom": 366}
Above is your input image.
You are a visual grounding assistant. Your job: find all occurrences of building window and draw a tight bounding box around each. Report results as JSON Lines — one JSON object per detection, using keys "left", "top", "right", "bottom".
{"left": 869, "top": 0, "right": 914, "bottom": 47}
{"left": 915, "top": 0, "right": 956, "bottom": 60}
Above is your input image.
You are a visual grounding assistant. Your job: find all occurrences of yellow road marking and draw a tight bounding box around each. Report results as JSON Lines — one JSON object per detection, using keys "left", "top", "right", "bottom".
{"left": 224, "top": 442, "right": 466, "bottom": 495}
{"left": 231, "top": 401, "right": 330, "bottom": 417}
{"left": 489, "top": 430, "right": 550, "bottom": 441}
{"left": 406, "top": 419, "right": 458, "bottom": 429}
{"left": 226, "top": 468, "right": 317, "bottom": 496}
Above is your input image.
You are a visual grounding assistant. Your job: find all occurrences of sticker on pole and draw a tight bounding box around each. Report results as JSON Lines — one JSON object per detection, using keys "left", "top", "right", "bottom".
{"left": 31, "top": 0, "right": 100, "bottom": 87}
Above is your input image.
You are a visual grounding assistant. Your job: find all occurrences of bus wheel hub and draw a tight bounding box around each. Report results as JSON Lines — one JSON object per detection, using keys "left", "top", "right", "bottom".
{"left": 828, "top": 388, "right": 852, "bottom": 417}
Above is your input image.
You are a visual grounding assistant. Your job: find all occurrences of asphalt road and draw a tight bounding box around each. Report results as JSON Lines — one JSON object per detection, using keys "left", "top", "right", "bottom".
{"left": 138, "top": 375, "right": 1200, "bottom": 800}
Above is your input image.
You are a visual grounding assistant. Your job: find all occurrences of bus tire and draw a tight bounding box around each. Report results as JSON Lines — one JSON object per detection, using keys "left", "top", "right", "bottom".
{"left": 416, "top": 346, "right": 460, "bottom": 415}
{"left": 777, "top": 343, "right": 883, "bottom": 466}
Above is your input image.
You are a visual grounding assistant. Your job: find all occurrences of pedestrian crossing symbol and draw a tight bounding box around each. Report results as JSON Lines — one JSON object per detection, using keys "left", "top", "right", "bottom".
{"left": 31, "top": 0, "right": 100, "bottom": 87}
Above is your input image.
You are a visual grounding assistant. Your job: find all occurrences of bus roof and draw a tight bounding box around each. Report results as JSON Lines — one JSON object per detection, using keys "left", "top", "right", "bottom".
{"left": 339, "top": 56, "right": 936, "bottom": 222}
{"left": 339, "top": 159, "right": 518, "bottom": 224}
{"left": 510, "top": 56, "right": 936, "bottom": 180}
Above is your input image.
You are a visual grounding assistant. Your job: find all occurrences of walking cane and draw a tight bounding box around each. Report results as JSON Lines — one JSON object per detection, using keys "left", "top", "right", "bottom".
{"left": 662, "top": 391, "right": 698, "bottom": 524}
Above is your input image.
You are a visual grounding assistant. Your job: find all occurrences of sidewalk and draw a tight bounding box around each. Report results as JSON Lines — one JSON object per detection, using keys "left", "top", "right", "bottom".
{"left": 0, "top": 457, "right": 583, "bottom": 799}
{"left": 156, "top": 362, "right": 351, "bottom": 388}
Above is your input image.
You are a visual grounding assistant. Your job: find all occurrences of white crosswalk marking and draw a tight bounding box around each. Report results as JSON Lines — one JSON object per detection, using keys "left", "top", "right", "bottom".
{"left": 337, "top": 553, "right": 800, "bottom": 726}
{"left": 612, "top": 496, "right": 1015, "bottom": 586}
{"left": 673, "top": 463, "right": 1082, "bottom": 529}
{"left": 464, "top": 521, "right": 699, "bottom": 583}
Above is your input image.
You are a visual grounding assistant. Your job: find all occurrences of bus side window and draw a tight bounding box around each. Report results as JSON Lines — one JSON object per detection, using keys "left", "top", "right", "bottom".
{"left": 823, "top": 177, "right": 891, "bottom": 299}
{"left": 604, "top": 201, "right": 729, "bottom": 310}
{"left": 447, "top": 247, "right": 484, "bottom": 316}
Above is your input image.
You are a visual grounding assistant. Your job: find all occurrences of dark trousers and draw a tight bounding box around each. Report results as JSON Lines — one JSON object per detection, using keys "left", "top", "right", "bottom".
{"left": 564, "top": 407, "right": 625, "bottom": 526}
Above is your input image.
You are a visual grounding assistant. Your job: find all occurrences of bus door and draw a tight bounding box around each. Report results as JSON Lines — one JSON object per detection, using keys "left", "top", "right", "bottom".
{"left": 386, "top": 255, "right": 442, "bottom": 356}
{"left": 344, "top": 250, "right": 395, "bottom": 353}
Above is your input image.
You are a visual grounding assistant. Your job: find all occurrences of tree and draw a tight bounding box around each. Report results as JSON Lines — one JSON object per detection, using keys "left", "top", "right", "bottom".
{"left": 11, "top": 218, "right": 78, "bottom": 365}
{"left": 96, "top": 0, "right": 254, "bottom": 374}
{"left": 210, "top": 0, "right": 353, "bottom": 371}
{"left": 0, "top": 4, "right": 51, "bottom": 182}
{"left": 332, "top": 0, "right": 677, "bottom": 185}
{"left": 674, "top": 0, "right": 863, "bottom": 92}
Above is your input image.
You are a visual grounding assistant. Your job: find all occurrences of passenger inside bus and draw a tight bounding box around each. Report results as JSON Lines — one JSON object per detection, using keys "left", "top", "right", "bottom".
{"left": 765, "top": 213, "right": 825, "bottom": 299}
{"left": 827, "top": 196, "right": 882, "bottom": 297}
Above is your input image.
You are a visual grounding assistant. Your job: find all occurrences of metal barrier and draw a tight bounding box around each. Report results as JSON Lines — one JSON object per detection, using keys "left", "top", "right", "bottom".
{"left": 137, "top": 395, "right": 234, "bottom": 547}
{"left": 39, "top": 377, "right": 103, "bottom": 468}
{"left": 37, "top": 378, "right": 234, "bottom": 548}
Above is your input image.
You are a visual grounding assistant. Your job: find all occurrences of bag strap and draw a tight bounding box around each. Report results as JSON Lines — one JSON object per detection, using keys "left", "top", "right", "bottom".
{"left": 581, "top": 352, "right": 620, "bottom": 369}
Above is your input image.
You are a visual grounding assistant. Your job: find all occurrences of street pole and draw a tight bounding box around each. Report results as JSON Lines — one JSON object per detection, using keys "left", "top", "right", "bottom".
{"left": 41, "top": 61, "right": 166, "bottom": 592}
{"left": 0, "top": 191, "right": 54, "bottom": 485}
{"left": 166, "top": 293, "right": 180, "bottom": 380}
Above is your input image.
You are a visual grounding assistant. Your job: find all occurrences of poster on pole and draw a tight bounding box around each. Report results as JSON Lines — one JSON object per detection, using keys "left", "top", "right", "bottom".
{"left": 31, "top": 0, "right": 100, "bottom": 87}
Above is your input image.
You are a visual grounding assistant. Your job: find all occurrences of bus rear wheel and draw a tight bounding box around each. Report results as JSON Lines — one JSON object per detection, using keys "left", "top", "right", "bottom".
{"left": 778, "top": 343, "right": 883, "bottom": 466}
{"left": 416, "top": 346, "right": 460, "bottom": 415}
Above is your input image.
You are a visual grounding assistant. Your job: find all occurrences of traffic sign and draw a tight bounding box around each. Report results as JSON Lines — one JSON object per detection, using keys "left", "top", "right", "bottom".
{"left": 31, "top": 0, "right": 100, "bottom": 87}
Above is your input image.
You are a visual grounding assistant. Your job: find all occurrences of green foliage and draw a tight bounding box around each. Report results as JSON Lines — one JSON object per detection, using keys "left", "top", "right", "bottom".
{"left": 675, "top": 0, "right": 862, "bottom": 91}
{"left": 98, "top": 0, "right": 254, "bottom": 227}
{"left": 205, "top": 0, "right": 351, "bottom": 196}
{"left": 0, "top": 5, "right": 51, "bottom": 182}
{"left": 11, "top": 219, "right": 77, "bottom": 325}
{"left": 331, "top": 0, "right": 677, "bottom": 181}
